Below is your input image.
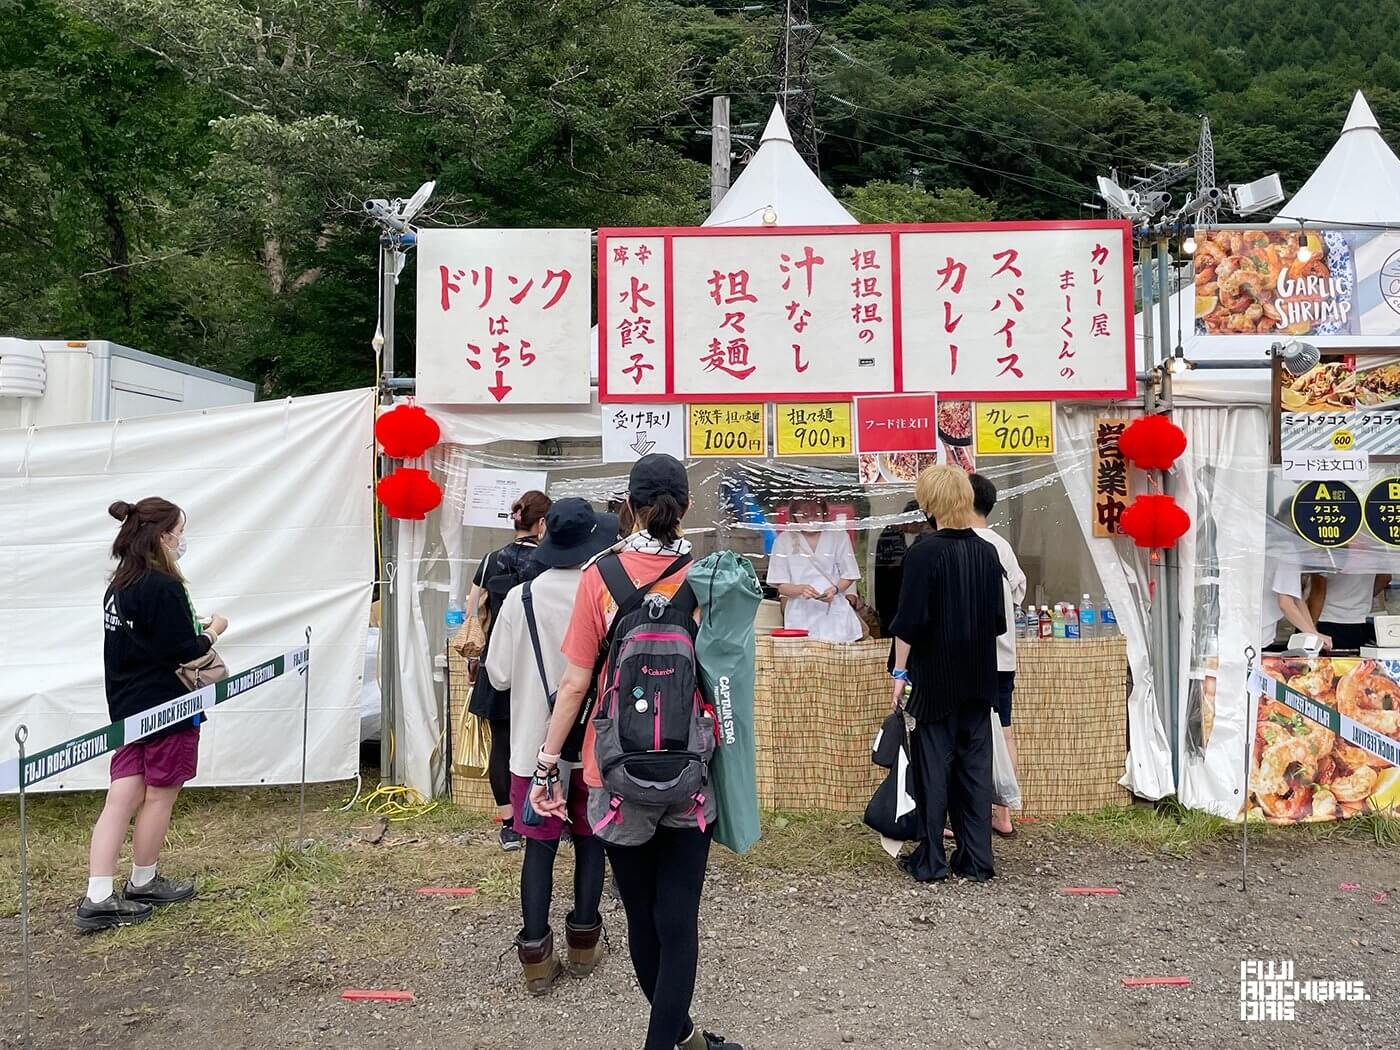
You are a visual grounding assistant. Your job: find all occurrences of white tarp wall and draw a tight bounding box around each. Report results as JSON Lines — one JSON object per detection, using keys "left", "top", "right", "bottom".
{"left": 0, "top": 389, "right": 375, "bottom": 791}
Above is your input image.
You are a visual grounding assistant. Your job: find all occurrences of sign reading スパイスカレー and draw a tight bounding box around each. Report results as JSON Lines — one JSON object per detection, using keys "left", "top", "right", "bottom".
{"left": 775, "top": 402, "right": 853, "bottom": 457}
{"left": 854, "top": 394, "right": 938, "bottom": 454}
{"left": 687, "top": 404, "right": 767, "bottom": 458}
{"left": 596, "top": 222, "right": 1134, "bottom": 404}
{"left": 417, "top": 228, "right": 592, "bottom": 405}
{"left": 974, "top": 401, "right": 1054, "bottom": 456}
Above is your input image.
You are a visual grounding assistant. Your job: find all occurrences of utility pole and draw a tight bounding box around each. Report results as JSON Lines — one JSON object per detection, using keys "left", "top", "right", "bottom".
{"left": 711, "top": 95, "right": 731, "bottom": 211}
{"left": 775, "top": 0, "right": 820, "bottom": 171}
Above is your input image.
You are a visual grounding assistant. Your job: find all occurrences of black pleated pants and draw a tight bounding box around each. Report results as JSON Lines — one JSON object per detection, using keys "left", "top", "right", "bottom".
{"left": 905, "top": 704, "right": 996, "bottom": 882}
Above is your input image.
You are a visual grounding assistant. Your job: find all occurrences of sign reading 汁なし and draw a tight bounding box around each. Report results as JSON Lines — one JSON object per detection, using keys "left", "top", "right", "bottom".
{"left": 601, "top": 404, "right": 686, "bottom": 464}
{"left": 596, "top": 222, "right": 1133, "bottom": 403}
{"left": 416, "top": 228, "right": 591, "bottom": 405}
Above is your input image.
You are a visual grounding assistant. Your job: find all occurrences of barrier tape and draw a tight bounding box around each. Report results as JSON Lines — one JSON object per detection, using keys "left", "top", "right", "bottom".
{"left": 1249, "top": 668, "right": 1400, "bottom": 767}
{"left": 0, "top": 646, "right": 310, "bottom": 792}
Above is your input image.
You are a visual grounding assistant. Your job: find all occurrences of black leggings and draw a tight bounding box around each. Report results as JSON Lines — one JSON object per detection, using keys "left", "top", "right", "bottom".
{"left": 488, "top": 717, "right": 511, "bottom": 808}
{"left": 606, "top": 826, "right": 713, "bottom": 1050}
{"left": 520, "top": 835, "right": 605, "bottom": 941}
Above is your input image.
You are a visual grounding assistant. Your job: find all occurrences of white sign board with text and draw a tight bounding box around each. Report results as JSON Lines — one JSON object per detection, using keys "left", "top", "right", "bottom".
{"left": 417, "top": 228, "right": 591, "bottom": 405}
{"left": 464, "top": 468, "right": 549, "bottom": 529}
{"left": 601, "top": 403, "right": 686, "bottom": 464}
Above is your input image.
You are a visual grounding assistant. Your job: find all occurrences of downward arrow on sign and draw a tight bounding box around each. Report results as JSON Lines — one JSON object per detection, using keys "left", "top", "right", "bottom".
{"left": 487, "top": 371, "right": 512, "bottom": 402}
{"left": 629, "top": 431, "right": 655, "bottom": 456}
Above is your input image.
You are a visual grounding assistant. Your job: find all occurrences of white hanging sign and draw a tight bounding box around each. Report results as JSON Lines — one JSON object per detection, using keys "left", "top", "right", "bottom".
{"left": 601, "top": 403, "right": 686, "bottom": 464}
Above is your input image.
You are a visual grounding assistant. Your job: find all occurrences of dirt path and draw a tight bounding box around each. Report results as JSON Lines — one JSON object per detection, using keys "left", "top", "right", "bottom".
{"left": 1, "top": 791, "right": 1397, "bottom": 1049}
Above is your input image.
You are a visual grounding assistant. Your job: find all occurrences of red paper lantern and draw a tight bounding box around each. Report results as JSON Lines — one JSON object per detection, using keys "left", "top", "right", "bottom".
{"left": 375, "top": 404, "right": 441, "bottom": 460}
{"left": 1118, "top": 414, "right": 1186, "bottom": 471}
{"left": 377, "top": 467, "right": 442, "bottom": 520}
{"left": 1118, "top": 494, "right": 1191, "bottom": 549}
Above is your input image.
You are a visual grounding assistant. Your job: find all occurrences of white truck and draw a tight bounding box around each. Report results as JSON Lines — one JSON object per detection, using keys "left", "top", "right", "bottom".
{"left": 0, "top": 338, "right": 254, "bottom": 428}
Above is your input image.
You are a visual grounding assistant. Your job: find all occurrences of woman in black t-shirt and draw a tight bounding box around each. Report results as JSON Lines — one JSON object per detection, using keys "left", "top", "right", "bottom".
{"left": 467, "top": 490, "right": 550, "bottom": 851}
{"left": 77, "top": 498, "right": 229, "bottom": 930}
{"left": 888, "top": 467, "right": 1005, "bottom": 883}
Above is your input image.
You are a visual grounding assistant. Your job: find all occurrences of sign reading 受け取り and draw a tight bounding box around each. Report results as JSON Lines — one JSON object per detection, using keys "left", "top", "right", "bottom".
{"left": 416, "top": 228, "right": 591, "bottom": 404}
{"left": 597, "top": 223, "right": 1134, "bottom": 403}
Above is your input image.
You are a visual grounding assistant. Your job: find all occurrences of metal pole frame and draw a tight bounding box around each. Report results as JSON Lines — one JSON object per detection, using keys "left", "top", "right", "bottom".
{"left": 1241, "top": 646, "right": 1256, "bottom": 894}
{"left": 378, "top": 237, "right": 400, "bottom": 786}
{"left": 298, "top": 626, "right": 312, "bottom": 851}
{"left": 15, "top": 724, "right": 31, "bottom": 1047}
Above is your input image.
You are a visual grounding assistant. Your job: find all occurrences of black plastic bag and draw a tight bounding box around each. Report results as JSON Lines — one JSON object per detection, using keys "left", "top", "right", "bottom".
{"left": 862, "top": 714, "right": 918, "bottom": 841}
{"left": 871, "top": 710, "right": 905, "bottom": 769}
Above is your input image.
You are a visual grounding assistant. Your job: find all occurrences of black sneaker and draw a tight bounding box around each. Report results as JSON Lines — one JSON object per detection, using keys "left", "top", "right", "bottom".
{"left": 123, "top": 874, "right": 197, "bottom": 906}
{"left": 74, "top": 895, "right": 154, "bottom": 931}
{"left": 696, "top": 1031, "right": 744, "bottom": 1050}
{"left": 499, "top": 825, "right": 524, "bottom": 852}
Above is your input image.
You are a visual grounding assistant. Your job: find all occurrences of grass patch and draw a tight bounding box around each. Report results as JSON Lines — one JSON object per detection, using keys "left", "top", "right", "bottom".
{"left": 726, "top": 811, "right": 888, "bottom": 877}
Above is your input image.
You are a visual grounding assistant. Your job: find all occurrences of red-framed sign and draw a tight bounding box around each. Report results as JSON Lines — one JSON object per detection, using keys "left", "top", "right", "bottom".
{"left": 597, "top": 221, "right": 1135, "bottom": 404}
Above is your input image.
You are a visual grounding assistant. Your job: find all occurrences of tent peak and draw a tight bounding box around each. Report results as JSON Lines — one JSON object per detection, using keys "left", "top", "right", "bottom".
{"left": 761, "top": 104, "right": 795, "bottom": 145}
{"left": 1343, "top": 90, "right": 1380, "bottom": 133}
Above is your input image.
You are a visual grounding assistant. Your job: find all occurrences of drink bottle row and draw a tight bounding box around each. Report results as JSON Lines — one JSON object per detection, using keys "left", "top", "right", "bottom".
{"left": 1014, "top": 596, "right": 1119, "bottom": 641}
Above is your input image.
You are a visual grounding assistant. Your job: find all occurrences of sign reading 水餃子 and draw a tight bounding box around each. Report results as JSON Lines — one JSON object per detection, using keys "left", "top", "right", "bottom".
{"left": 601, "top": 404, "right": 686, "bottom": 464}
{"left": 775, "top": 402, "right": 853, "bottom": 457}
{"left": 974, "top": 401, "right": 1054, "bottom": 456}
{"left": 416, "top": 228, "right": 591, "bottom": 405}
{"left": 597, "top": 223, "right": 1134, "bottom": 403}
{"left": 687, "top": 404, "right": 766, "bottom": 458}
{"left": 1092, "top": 417, "right": 1131, "bottom": 538}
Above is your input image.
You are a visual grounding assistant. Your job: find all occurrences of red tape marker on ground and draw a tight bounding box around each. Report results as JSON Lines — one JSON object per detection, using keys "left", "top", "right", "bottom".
{"left": 1061, "top": 887, "right": 1122, "bottom": 896}
{"left": 1121, "top": 977, "right": 1191, "bottom": 988}
{"left": 341, "top": 990, "right": 415, "bottom": 1002}
{"left": 416, "top": 887, "right": 478, "bottom": 896}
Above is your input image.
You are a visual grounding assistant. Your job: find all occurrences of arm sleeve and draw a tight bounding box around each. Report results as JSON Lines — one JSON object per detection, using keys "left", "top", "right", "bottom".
{"left": 485, "top": 592, "right": 519, "bottom": 690}
{"left": 561, "top": 569, "right": 608, "bottom": 669}
{"left": 889, "top": 548, "right": 932, "bottom": 641}
{"left": 1006, "top": 548, "right": 1027, "bottom": 606}
{"left": 835, "top": 532, "right": 861, "bottom": 580}
{"left": 1272, "top": 563, "right": 1304, "bottom": 600}
{"left": 766, "top": 534, "right": 794, "bottom": 585}
{"left": 150, "top": 579, "right": 213, "bottom": 665}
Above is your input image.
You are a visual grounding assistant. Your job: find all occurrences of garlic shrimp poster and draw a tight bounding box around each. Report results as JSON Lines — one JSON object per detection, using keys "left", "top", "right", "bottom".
{"left": 1194, "top": 226, "right": 1400, "bottom": 337}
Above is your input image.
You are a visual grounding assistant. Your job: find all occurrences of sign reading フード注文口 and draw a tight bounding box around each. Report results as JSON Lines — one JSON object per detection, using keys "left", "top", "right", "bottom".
{"left": 597, "top": 223, "right": 1134, "bottom": 403}
{"left": 416, "top": 228, "right": 592, "bottom": 404}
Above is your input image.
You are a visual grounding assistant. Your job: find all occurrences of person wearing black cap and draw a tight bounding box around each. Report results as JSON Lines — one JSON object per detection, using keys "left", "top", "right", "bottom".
{"left": 533, "top": 455, "right": 745, "bottom": 1050}
{"left": 485, "top": 498, "right": 618, "bottom": 995}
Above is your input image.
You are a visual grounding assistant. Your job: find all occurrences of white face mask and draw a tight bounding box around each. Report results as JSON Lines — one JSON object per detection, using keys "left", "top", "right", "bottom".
{"left": 169, "top": 536, "right": 187, "bottom": 561}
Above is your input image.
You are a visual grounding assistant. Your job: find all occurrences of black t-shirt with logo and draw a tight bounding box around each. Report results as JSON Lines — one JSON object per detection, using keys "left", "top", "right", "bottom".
{"left": 104, "top": 570, "right": 212, "bottom": 725}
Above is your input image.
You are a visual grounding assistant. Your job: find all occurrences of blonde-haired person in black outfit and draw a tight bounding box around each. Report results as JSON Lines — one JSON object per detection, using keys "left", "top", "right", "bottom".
{"left": 888, "top": 466, "right": 1005, "bottom": 882}
{"left": 77, "top": 498, "right": 228, "bottom": 930}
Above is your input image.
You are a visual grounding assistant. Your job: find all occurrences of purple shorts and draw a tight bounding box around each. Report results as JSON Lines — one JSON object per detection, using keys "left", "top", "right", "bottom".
{"left": 111, "top": 725, "right": 200, "bottom": 788}
{"left": 510, "top": 772, "right": 591, "bottom": 842}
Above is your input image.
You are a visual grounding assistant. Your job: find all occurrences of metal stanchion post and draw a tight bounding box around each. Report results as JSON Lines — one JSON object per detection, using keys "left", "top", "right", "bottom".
{"left": 15, "top": 724, "right": 31, "bottom": 1046}
{"left": 1241, "top": 646, "right": 1256, "bottom": 895}
{"left": 299, "top": 627, "right": 312, "bottom": 852}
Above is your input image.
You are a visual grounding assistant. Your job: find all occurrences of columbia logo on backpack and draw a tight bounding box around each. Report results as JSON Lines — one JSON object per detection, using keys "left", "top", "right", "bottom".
{"left": 588, "top": 552, "right": 716, "bottom": 834}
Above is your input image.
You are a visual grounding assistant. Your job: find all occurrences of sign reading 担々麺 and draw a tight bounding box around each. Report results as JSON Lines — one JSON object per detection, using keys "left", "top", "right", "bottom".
{"left": 687, "top": 404, "right": 767, "bottom": 458}
{"left": 597, "top": 223, "right": 1134, "bottom": 403}
{"left": 775, "top": 402, "right": 853, "bottom": 457}
{"left": 416, "top": 228, "right": 591, "bottom": 405}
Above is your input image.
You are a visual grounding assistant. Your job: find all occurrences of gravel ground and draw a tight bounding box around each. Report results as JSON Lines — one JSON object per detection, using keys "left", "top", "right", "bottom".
{"left": 2, "top": 823, "right": 1397, "bottom": 1050}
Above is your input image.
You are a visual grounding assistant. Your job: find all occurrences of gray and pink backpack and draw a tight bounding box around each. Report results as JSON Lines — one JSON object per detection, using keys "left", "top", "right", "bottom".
{"left": 589, "top": 552, "right": 716, "bottom": 833}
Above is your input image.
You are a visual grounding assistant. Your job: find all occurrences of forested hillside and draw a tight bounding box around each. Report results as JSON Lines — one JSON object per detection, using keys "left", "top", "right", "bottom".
{"left": 3, "top": 0, "right": 1395, "bottom": 393}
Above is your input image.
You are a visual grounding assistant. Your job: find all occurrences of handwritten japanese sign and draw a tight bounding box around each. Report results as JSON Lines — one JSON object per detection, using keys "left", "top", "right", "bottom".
{"left": 853, "top": 394, "right": 938, "bottom": 454}
{"left": 687, "top": 404, "right": 767, "bottom": 458}
{"left": 1280, "top": 451, "right": 1370, "bottom": 482}
{"left": 775, "top": 402, "right": 853, "bottom": 457}
{"left": 1364, "top": 477, "right": 1400, "bottom": 547}
{"left": 1093, "top": 417, "right": 1131, "bottom": 538}
{"left": 601, "top": 404, "right": 686, "bottom": 464}
{"left": 974, "top": 401, "right": 1054, "bottom": 456}
{"left": 597, "top": 222, "right": 1133, "bottom": 403}
{"left": 1291, "top": 481, "right": 1362, "bottom": 548}
{"left": 417, "top": 228, "right": 591, "bottom": 405}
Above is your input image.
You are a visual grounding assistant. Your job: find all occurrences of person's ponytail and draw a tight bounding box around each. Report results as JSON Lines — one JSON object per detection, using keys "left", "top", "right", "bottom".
{"left": 640, "top": 493, "right": 684, "bottom": 543}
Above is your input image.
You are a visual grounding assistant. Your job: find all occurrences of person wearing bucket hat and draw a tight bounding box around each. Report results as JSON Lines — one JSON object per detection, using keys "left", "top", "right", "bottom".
{"left": 531, "top": 456, "right": 745, "bottom": 1050}
{"left": 485, "top": 498, "right": 618, "bottom": 995}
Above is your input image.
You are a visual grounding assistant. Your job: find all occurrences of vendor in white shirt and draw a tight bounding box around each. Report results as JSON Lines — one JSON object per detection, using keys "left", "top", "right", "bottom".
{"left": 1309, "top": 569, "right": 1389, "bottom": 651}
{"left": 767, "top": 497, "right": 864, "bottom": 643}
{"left": 1264, "top": 559, "right": 1330, "bottom": 651}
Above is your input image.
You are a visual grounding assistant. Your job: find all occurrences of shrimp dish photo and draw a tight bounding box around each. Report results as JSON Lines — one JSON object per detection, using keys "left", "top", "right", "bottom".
{"left": 1194, "top": 229, "right": 1346, "bottom": 336}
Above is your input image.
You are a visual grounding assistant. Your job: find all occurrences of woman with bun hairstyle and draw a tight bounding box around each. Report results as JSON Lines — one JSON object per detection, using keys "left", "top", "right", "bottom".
{"left": 76, "top": 498, "right": 228, "bottom": 930}
{"left": 466, "top": 489, "right": 551, "bottom": 851}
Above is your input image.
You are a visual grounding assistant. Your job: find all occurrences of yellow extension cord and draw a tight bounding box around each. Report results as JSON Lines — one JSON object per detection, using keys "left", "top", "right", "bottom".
{"left": 350, "top": 783, "right": 440, "bottom": 822}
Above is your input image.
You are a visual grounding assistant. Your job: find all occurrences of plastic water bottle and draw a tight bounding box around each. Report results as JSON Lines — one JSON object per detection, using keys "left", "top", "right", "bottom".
{"left": 1014, "top": 605, "right": 1027, "bottom": 640}
{"left": 1101, "top": 601, "right": 1119, "bottom": 637}
{"left": 1038, "top": 605, "right": 1053, "bottom": 639}
{"left": 1065, "top": 604, "right": 1081, "bottom": 640}
{"left": 1052, "top": 605, "right": 1067, "bottom": 639}
{"left": 445, "top": 602, "right": 466, "bottom": 630}
{"left": 1080, "top": 595, "right": 1097, "bottom": 639}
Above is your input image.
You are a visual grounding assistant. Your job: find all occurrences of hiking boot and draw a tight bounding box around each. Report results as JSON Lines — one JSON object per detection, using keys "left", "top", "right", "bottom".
{"left": 563, "top": 911, "right": 604, "bottom": 976}
{"left": 678, "top": 1028, "right": 745, "bottom": 1050}
{"left": 499, "top": 824, "right": 524, "bottom": 852}
{"left": 74, "top": 895, "right": 154, "bottom": 931}
{"left": 514, "top": 929, "right": 561, "bottom": 996}
{"left": 124, "top": 874, "right": 197, "bottom": 907}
